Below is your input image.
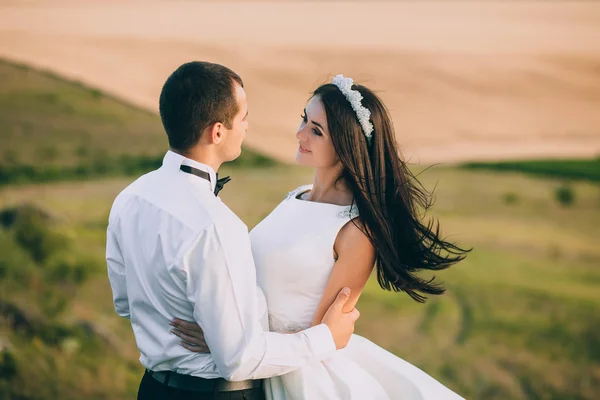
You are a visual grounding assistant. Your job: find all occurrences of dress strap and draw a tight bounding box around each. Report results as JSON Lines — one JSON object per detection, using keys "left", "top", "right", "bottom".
{"left": 337, "top": 204, "right": 360, "bottom": 220}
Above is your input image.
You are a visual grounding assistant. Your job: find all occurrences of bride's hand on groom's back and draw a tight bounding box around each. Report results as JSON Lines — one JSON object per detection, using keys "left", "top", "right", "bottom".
{"left": 170, "top": 318, "right": 210, "bottom": 353}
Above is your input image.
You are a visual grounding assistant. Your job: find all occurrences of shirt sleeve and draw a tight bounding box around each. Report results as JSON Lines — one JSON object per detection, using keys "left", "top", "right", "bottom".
{"left": 106, "top": 218, "right": 130, "bottom": 319}
{"left": 183, "top": 222, "right": 337, "bottom": 381}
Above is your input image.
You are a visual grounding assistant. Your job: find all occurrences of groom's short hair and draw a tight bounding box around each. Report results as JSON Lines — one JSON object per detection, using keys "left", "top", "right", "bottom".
{"left": 159, "top": 61, "right": 244, "bottom": 151}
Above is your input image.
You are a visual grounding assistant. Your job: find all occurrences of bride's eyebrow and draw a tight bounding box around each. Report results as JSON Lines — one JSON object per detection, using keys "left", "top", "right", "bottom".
{"left": 312, "top": 120, "right": 324, "bottom": 130}
{"left": 304, "top": 108, "right": 325, "bottom": 131}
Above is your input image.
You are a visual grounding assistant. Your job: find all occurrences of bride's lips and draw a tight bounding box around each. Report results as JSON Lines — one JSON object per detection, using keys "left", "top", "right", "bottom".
{"left": 298, "top": 144, "right": 311, "bottom": 154}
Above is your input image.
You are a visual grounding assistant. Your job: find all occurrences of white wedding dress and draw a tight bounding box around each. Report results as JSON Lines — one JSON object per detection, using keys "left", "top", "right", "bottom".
{"left": 249, "top": 185, "right": 465, "bottom": 400}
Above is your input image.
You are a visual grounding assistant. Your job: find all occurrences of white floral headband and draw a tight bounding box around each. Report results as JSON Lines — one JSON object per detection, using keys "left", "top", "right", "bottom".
{"left": 331, "top": 74, "right": 374, "bottom": 145}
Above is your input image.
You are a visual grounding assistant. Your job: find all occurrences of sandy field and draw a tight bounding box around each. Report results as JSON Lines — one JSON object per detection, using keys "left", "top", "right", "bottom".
{"left": 1, "top": 0, "right": 599, "bottom": 164}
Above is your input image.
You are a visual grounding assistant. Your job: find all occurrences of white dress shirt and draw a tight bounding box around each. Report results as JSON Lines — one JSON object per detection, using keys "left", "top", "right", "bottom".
{"left": 106, "top": 150, "right": 336, "bottom": 381}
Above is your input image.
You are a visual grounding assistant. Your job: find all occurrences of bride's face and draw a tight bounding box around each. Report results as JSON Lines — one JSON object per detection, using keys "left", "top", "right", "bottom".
{"left": 295, "top": 96, "right": 339, "bottom": 168}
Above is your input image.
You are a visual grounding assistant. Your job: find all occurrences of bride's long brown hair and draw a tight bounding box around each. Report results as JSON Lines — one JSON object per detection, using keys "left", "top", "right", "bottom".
{"left": 312, "top": 82, "right": 470, "bottom": 303}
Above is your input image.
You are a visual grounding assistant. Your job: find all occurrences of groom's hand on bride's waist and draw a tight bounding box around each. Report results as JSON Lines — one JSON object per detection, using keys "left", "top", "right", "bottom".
{"left": 169, "top": 287, "right": 359, "bottom": 353}
{"left": 321, "top": 287, "right": 360, "bottom": 350}
{"left": 170, "top": 318, "right": 210, "bottom": 353}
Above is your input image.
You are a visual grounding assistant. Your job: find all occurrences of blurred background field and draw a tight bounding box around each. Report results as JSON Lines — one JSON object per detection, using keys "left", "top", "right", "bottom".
{"left": 2, "top": 1, "right": 600, "bottom": 164}
{"left": 1, "top": 1, "right": 600, "bottom": 399}
{"left": 1, "top": 59, "right": 599, "bottom": 400}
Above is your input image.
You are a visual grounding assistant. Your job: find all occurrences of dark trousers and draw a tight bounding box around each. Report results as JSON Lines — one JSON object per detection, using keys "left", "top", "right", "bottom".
{"left": 137, "top": 370, "right": 265, "bottom": 400}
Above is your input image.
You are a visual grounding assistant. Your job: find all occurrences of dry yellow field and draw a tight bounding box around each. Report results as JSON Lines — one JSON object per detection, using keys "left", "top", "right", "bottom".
{"left": 1, "top": 0, "right": 599, "bottom": 164}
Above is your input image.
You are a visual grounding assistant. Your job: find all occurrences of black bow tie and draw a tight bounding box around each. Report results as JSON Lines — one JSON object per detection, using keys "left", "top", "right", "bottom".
{"left": 214, "top": 175, "right": 231, "bottom": 197}
{"left": 180, "top": 165, "right": 231, "bottom": 196}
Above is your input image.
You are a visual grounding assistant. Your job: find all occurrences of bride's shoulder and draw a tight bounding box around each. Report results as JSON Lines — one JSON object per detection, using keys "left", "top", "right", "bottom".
{"left": 335, "top": 217, "right": 374, "bottom": 258}
{"left": 284, "top": 184, "right": 313, "bottom": 201}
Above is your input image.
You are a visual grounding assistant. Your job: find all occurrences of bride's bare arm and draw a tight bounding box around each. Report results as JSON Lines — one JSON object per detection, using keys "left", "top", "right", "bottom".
{"left": 311, "top": 219, "right": 376, "bottom": 326}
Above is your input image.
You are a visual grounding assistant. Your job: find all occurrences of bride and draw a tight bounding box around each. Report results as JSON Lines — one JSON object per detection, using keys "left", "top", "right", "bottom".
{"left": 173, "top": 74, "right": 469, "bottom": 399}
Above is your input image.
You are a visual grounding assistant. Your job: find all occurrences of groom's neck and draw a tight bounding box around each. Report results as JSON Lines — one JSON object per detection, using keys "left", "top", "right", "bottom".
{"left": 172, "top": 147, "right": 222, "bottom": 172}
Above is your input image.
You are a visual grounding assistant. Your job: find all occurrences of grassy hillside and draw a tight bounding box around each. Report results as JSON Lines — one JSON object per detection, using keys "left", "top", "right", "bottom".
{"left": 0, "top": 60, "right": 599, "bottom": 400}
{"left": 0, "top": 59, "right": 275, "bottom": 185}
{"left": 462, "top": 158, "right": 600, "bottom": 183}
{"left": 1, "top": 168, "right": 598, "bottom": 400}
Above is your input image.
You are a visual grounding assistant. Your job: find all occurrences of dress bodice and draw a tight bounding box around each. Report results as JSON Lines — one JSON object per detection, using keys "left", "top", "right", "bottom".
{"left": 249, "top": 185, "right": 359, "bottom": 333}
{"left": 250, "top": 185, "right": 465, "bottom": 400}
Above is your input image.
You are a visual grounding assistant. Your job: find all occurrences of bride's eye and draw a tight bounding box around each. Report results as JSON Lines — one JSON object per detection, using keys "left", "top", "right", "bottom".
{"left": 300, "top": 113, "right": 307, "bottom": 122}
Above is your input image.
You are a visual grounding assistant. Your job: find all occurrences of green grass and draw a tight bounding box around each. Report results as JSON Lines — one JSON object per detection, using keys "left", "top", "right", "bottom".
{"left": 1, "top": 59, "right": 599, "bottom": 399}
{"left": 0, "top": 59, "right": 166, "bottom": 167}
{"left": 462, "top": 158, "right": 600, "bottom": 182}
{"left": 0, "top": 58, "right": 277, "bottom": 185}
{"left": 2, "top": 167, "right": 599, "bottom": 400}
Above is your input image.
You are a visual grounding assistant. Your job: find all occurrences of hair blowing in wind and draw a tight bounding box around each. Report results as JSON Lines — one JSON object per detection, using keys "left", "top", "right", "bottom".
{"left": 313, "top": 82, "right": 471, "bottom": 303}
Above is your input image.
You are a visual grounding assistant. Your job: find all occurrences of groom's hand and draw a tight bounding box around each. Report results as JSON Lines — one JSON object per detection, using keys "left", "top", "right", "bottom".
{"left": 321, "top": 287, "right": 360, "bottom": 350}
{"left": 170, "top": 319, "right": 210, "bottom": 353}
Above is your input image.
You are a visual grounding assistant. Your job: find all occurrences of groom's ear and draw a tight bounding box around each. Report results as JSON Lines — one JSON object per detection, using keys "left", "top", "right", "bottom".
{"left": 206, "top": 122, "right": 224, "bottom": 145}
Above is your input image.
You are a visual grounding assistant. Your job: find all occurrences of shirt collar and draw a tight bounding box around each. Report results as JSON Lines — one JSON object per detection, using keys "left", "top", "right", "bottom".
{"left": 162, "top": 150, "right": 217, "bottom": 192}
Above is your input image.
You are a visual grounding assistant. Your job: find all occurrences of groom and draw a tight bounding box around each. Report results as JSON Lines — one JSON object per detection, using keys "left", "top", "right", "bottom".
{"left": 106, "top": 61, "right": 359, "bottom": 400}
